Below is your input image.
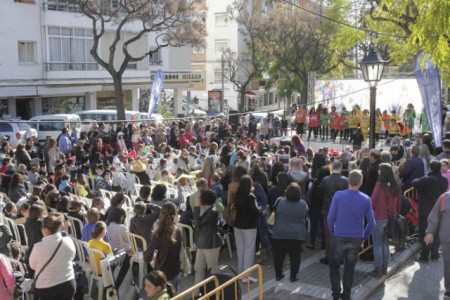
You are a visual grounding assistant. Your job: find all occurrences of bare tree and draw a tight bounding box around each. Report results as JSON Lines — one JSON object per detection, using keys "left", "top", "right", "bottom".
{"left": 73, "top": 0, "right": 205, "bottom": 120}
{"left": 222, "top": 0, "right": 268, "bottom": 112}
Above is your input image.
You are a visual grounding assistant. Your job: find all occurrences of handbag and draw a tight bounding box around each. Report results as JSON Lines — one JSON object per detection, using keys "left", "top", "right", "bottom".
{"left": 267, "top": 197, "right": 282, "bottom": 226}
{"left": 29, "top": 239, "right": 63, "bottom": 295}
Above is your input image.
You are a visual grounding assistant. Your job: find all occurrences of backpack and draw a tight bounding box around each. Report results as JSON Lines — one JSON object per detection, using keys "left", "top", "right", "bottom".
{"left": 386, "top": 214, "right": 409, "bottom": 246}
{"left": 73, "top": 264, "right": 89, "bottom": 300}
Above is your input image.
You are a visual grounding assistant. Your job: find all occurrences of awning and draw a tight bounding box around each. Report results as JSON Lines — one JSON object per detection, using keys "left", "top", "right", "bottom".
{"left": 245, "top": 91, "right": 259, "bottom": 98}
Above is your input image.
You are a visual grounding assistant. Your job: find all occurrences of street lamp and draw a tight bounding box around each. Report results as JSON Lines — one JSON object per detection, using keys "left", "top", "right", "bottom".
{"left": 359, "top": 47, "right": 386, "bottom": 149}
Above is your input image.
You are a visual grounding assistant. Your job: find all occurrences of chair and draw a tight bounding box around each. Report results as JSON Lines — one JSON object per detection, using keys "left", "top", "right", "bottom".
{"left": 86, "top": 246, "right": 106, "bottom": 300}
{"left": 87, "top": 177, "right": 95, "bottom": 194}
{"left": 123, "top": 194, "right": 134, "bottom": 209}
{"left": 99, "top": 189, "right": 113, "bottom": 201}
{"left": 127, "top": 232, "right": 148, "bottom": 290}
{"left": 72, "top": 238, "right": 92, "bottom": 278}
{"left": 6, "top": 257, "right": 32, "bottom": 300}
{"left": 178, "top": 223, "right": 196, "bottom": 252}
{"left": 67, "top": 216, "right": 84, "bottom": 239}
{"left": 222, "top": 231, "right": 233, "bottom": 259}
{"left": 134, "top": 183, "right": 143, "bottom": 197}
{"left": 16, "top": 224, "right": 29, "bottom": 254}
{"left": 5, "top": 218, "right": 24, "bottom": 248}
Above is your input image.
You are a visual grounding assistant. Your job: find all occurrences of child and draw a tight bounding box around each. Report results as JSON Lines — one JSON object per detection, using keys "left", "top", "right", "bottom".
{"left": 87, "top": 221, "right": 112, "bottom": 275}
{"left": 129, "top": 202, "right": 159, "bottom": 247}
{"left": 94, "top": 164, "right": 109, "bottom": 190}
{"left": 441, "top": 159, "right": 450, "bottom": 191}
{"left": 210, "top": 173, "right": 224, "bottom": 203}
{"left": 58, "top": 174, "right": 73, "bottom": 194}
{"left": 81, "top": 208, "right": 100, "bottom": 242}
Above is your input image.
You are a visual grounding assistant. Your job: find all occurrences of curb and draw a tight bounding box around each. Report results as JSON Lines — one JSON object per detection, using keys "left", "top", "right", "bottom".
{"left": 352, "top": 242, "right": 421, "bottom": 299}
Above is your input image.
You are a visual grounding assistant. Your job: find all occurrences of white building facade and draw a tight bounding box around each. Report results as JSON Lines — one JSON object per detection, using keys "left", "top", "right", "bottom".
{"left": 0, "top": 0, "right": 194, "bottom": 119}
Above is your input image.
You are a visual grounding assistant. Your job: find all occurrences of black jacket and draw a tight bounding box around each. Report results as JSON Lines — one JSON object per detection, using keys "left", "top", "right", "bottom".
{"left": 321, "top": 173, "right": 349, "bottom": 214}
{"left": 234, "top": 193, "right": 259, "bottom": 229}
{"left": 193, "top": 206, "right": 223, "bottom": 249}
{"left": 412, "top": 172, "right": 448, "bottom": 218}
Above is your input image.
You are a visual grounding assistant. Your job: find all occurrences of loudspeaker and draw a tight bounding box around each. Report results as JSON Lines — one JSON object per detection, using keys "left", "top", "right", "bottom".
{"left": 229, "top": 110, "right": 239, "bottom": 129}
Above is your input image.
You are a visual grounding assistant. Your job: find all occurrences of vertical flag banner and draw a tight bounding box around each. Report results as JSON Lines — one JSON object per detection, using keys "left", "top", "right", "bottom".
{"left": 148, "top": 70, "right": 164, "bottom": 118}
{"left": 414, "top": 51, "right": 442, "bottom": 147}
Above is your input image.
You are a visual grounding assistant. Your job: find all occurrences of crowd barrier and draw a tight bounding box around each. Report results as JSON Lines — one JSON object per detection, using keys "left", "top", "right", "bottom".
{"left": 171, "top": 276, "right": 220, "bottom": 300}
{"left": 197, "top": 264, "right": 263, "bottom": 300}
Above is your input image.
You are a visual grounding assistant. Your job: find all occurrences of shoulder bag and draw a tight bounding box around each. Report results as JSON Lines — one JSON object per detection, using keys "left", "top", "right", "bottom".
{"left": 29, "top": 239, "right": 63, "bottom": 295}
{"left": 267, "top": 197, "right": 282, "bottom": 226}
{"left": 383, "top": 188, "right": 409, "bottom": 245}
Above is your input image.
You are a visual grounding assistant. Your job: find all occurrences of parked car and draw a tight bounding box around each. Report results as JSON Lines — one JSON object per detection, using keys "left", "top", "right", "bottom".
{"left": 75, "top": 109, "right": 140, "bottom": 131}
{"left": 0, "top": 119, "right": 37, "bottom": 148}
{"left": 29, "top": 114, "right": 82, "bottom": 143}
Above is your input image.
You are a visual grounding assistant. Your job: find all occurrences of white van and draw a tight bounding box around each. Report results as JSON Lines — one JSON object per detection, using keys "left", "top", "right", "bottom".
{"left": 29, "top": 114, "right": 82, "bottom": 143}
{"left": 75, "top": 110, "right": 140, "bottom": 131}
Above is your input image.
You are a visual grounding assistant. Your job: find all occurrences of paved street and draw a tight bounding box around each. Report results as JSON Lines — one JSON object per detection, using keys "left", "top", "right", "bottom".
{"left": 369, "top": 256, "right": 447, "bottom": 300}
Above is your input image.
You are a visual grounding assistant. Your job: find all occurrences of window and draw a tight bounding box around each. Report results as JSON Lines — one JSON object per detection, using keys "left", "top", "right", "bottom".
{"left": 127, "top": 62, "right": 137, "bottom": 69}
{"left": 192, "top": 45, "right": 204, "bottom": 54}
{"left": 0, "top": 124, "right": 13, "bottom": 132}
{"left": 215, "top": 13, "right": 228, "bottom": 27}
{"left": 18, "top": 41, "right": 36, "bottom": 63}
{"left": 47, "top": 26, "right": 97, "bottom": 71}
{"left": 149, "top": 48, "right": 162, "bottom": 65}
{"left": 215, "top": 40, "right": 228, "bottom": 55}
{"left": 38, "top": 121, "right": 65, "bottom": 131}
{"left": 214, "top": 71, "right": 228, "bottom": 83}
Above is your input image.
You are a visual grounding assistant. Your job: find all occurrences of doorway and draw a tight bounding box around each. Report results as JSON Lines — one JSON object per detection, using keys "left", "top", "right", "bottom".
{"left": 15, "top": 98, "right": 32, "bottom": 120}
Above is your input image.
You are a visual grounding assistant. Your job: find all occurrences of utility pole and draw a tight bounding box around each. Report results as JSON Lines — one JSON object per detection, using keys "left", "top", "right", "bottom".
{"left": 187, "top": 91, "right": 191, "bottom": 117}
{"left": 221, "top": 54, "right": 225, "bottom": 113}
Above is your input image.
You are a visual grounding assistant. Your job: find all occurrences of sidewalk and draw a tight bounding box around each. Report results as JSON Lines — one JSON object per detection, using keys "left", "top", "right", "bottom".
{"left": 246, "top": 242, "right": 420, "bottom": 300}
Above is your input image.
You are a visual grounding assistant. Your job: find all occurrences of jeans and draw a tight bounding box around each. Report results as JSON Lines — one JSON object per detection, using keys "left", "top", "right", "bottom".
{"left": 442, "top": 242, "right": 450, "bottom": 293}
{"left": 169, "top": 274, "right": 181, "bottom": 292}
{"left": 329, "top": 237, "right": 363, "bottom": 300}
{"left": 272, "top": 239, "right": 303, "bottom": 279}
{"left": 371, "top": 218, "right": 389, "bottom": 269}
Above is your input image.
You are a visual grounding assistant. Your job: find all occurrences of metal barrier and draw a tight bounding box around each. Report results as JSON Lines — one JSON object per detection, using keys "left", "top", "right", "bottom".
{"left": 403, "top": 187, "right": 417, "bottom": 201}
{"left": 358, "top": 236, "right": 373, "bottom": 256}
{"left": 198, "top": 264, "right": 263, "bottom": 300}
{"left": 172, "top": 276, "right": 220, "bottom": 300}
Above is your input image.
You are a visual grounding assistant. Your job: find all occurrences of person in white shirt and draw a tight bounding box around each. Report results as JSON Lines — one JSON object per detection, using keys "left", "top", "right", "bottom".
{"left": 107, "top": 207, "right": 132, "bottom": 253}
{"left": 29, "top": 212, "right": 76, "bottom": 300}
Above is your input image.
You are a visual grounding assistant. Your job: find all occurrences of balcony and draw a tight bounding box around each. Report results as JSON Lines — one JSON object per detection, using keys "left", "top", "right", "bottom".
{"left": 45, "top": 62, "right": 99, "bottom": 71}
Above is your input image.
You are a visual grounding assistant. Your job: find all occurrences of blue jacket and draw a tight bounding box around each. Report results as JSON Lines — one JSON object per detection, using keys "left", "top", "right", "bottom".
{"left": 400, "top": 156, "right": 425, "bottom": 190}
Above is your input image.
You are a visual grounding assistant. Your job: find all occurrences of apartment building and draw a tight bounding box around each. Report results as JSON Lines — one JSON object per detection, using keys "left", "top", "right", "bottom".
{"left": 0, "top": 0, "right": 196, "bottom": 119}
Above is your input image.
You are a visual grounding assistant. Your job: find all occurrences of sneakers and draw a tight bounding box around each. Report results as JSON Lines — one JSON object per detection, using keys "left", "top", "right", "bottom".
{"left": 275, "top": 274, "right": 285, "bottom": 281}
{"left": 242, "top": 276, "right": 258, "bottom": 284}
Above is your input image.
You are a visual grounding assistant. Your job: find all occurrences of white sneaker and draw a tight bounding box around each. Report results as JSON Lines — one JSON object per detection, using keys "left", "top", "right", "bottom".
{"left": 242, "top": 276, "right": 258, "bottom": 284}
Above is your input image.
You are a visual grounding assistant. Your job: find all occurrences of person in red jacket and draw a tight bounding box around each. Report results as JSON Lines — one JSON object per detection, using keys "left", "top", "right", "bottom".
{"left": 308, "top": 107, "right": 319, "bottom": 141}
{"left": 370, "top": 163, "right": 402, "bottom": 276}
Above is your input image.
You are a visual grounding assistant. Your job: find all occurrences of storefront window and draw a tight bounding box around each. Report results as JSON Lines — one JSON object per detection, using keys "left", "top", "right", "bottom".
{"left": 0, "top": 99, "right": 9, "bottom": 118}
{"left": 42, "top": 96, "right": 85, "bottom": 114}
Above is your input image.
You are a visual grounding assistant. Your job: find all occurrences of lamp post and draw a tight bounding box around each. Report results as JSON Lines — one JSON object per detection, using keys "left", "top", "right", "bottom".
{"left": 359, "top": 47, "right": 386, "bottom": 149}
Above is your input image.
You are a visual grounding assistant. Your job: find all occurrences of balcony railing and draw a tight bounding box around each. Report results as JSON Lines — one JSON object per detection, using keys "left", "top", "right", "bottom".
{"left": 45, "top": 62, "right": 99, "bottom": 71}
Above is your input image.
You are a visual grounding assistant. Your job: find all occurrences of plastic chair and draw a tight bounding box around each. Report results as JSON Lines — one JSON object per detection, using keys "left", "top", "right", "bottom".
{"left": 127, "top": 232, "right": 148, "bottom": 290}
{"left": 16, "top": 224, "right": 29, "bottom": 254}
{"left": 99, "top": 189, "right": 113, "bottom": 201}
{"left": 178, "top": 223, "right": 196, "bottom": 252}
{"left": 72, "top": 238, "right": 92, "bottom": 279}
{"left": 134, "top": 183, "right": 143, "bottom": 197}
{"left": 86, "top": 246, "right": 106, "bottom": 300}
{"left": 6, "top": 257, "right": 32, "bottom": 300}
{"left": 67, "top": 216, "right": 84, "bottom": 239}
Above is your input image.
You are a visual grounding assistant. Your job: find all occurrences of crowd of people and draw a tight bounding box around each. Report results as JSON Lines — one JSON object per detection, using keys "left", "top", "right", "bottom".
{"left": 0, "top": 107, "right": 448, "bottom": 300}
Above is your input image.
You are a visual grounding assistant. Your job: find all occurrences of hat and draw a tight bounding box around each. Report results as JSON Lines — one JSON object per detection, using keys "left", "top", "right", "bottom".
{"left": 130, "top": 160, "right": 147, "bottom": 173}
{"left": 30, "top": 158, "right": 41, "bottom": 167}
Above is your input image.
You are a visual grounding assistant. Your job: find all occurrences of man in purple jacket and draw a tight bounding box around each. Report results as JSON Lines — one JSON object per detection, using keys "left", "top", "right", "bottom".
{"left": 327, "top": 170, "right": 375, "bottom": 300}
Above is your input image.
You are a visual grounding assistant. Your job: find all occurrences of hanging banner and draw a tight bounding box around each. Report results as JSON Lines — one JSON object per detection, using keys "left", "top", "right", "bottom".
{"left": 148, "top": 70, "right": 164, "bottom": 118}
{"left": 414, "top": 51, "right": 442, "bottom": 147}
{"left": 208, "top": 90, "right": 221, "bottom": 115}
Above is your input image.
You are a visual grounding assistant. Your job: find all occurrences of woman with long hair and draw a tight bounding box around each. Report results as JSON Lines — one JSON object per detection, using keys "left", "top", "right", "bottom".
{"left": 370, "top": 163, "right": 402, "bottom": 276}
{"left": 47, "top": 138, "right": 59, "bottom": 175}
{"left": 233, "top": 175, "right": 260, "bottom": 283}
{"left": 15, "top": 143, "right": 31, "bottom": 170}
{"left": 227, "top": 166, "right": 248, "bottom": 208}
{"left": 199, "top": 156, "right": 215, "bottom": 187}
{"left": 8, "top": 173, "right": 27, "bottom": 203}
{"left": 176, "top": 149, "right": 191, "bottom": 174}
{"left": 290, "top": 135, "right": 305, "bottom": 157}
{"left": 419, "top": 143, "right": 433, "bottom": 175}
{"left": 145, "top": 202, "right": 184, "bottom": 291}
{"left": 307, "top": 166, "right": 330, "bottom": 250}
{"left": 144, "top": 270, "right": 176, "bottom": 300}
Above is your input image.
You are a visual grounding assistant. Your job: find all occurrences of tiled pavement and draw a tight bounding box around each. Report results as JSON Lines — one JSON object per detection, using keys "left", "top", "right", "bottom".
{"left": 245, "top": 243, "right": 420, "bottom": 300}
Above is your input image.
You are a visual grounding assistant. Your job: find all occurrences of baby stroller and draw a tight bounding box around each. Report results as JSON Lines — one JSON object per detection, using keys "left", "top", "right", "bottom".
{"left": 402, "top": 188, "right": 419, "bottom": 241}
